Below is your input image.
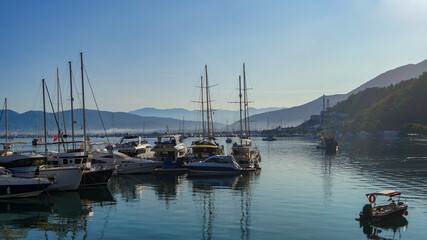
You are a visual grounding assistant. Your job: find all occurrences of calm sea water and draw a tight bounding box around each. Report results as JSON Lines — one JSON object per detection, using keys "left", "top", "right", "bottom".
{"left": 2, "top": 136, "right": 427, "bottom": 239}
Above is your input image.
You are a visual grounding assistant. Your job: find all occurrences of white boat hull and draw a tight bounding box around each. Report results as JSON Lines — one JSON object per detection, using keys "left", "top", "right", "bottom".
{"left": 39, "top": 167, "right": 83, "bottom": 191}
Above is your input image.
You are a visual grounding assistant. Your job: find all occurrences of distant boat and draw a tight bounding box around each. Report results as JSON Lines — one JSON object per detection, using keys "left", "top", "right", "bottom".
{"left": 32, "top": 138, "right": 42, "bottom": 146}
{"left": 262, "top": 136, "right": 277, "bottom": 141}
{"left": 225, "top": 138, "right": 232, "bottom": 143}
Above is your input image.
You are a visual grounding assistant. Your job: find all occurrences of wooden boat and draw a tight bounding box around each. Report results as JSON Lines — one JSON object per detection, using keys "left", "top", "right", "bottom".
{"left": 188, "top": 65, "right": 224, "bottom": 162}
{"left": 231, "top": 64, "right": 261, "bottom": 169}
{"left": 357, "top": 190, "right": 408, "bottom": 222}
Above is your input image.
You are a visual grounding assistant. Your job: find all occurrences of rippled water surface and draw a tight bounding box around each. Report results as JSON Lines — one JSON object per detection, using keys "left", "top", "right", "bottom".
{"left": 2, "top": 136, "right": 427, "bottom": 239}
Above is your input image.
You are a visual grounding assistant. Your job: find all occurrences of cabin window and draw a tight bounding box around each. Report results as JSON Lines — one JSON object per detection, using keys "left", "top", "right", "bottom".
{"left": 75, "top": 159, "right": 81, "bottom": 164}
{"left": 63, "top": 159, "right": 68, "bottom": 165}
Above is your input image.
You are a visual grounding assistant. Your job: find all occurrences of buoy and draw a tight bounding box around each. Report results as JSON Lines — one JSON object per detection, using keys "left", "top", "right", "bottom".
{"left": 405, "top": 210, "right": 408, "bottom": 216}
{"left": 369, "top": 194, "right": 376, "bottom": 204}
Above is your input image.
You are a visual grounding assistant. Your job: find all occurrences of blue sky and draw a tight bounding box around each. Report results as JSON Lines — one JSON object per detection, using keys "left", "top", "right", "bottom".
{"left": 1, "top": 0, "right": 427, "bottom": 113}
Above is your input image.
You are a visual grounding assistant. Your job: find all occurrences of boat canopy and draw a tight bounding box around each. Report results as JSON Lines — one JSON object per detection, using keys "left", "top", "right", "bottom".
{"left": 366, "top": 190, "right": 401, "bottom": 197}
{"left": 189, "top": 145, "right": 219, "bottom": 149}
{"left": 241, "top": 139, "right": 251, "bottom": 142}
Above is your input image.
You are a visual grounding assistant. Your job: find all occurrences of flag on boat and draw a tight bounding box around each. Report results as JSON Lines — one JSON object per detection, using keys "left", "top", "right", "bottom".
{"left": 53, "top": 135, "right": 57, "bottom": 142}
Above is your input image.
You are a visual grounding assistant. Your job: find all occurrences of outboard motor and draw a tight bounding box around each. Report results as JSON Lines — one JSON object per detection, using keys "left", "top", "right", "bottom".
{"left": 359, "top": 204, "right": 372, "bottom": 221}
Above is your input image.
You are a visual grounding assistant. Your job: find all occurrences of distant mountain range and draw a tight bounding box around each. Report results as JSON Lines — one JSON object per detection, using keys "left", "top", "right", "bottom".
{"left": 3, "top": 59, "right": 427, "bottom": 134}
{"left": 246, "top": 59, "right": 427, "bottom": 129}
{"left": 129, "top": 107, "right": 286, "bottom": 124}
{"left": 0, "top": 109, "right": 224, "bottom": 135}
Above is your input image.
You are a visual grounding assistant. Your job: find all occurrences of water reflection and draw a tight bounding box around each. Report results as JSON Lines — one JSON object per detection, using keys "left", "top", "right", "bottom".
{"left": 359, "top": 217, "right": 408, "bottom": 240}
{"left": 0, "top": 187, "right": 115, "bottom": 240}
{"left": 340, "top": 137, "right": 427, "bottom": 203}
{"left": 109, "top": 174, "right": 185, "bottom": 208}
{"left": 321, "top": 153, "right": 334, "bottom": 207}
{"left": 188, "top": 172, "right": 260, "bottom": 240}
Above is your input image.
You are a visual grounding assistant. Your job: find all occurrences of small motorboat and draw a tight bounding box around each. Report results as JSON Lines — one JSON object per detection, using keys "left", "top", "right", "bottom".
{"left": 262, "top": 136, "right": 277, "bottom": 141}
{"left": 32, "top": 138, "right": 42, "bottom": 146}
{"left": 0, "top": 167, "right": 52, "bottom": 198}
{"left": 357, "top": 190, "right": 408, "bottom": 222}
{"left": 185, "top": 155, "right": 242, "bottom": 176}
{"left": 225, "top": 138, "right": 232, "bottom": 144}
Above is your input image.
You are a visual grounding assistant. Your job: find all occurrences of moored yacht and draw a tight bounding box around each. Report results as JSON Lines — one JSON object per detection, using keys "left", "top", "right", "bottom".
{"left": 232, "top": 139, "right": 261, "bottom": 169}
{"left": 189, "top": 138, "right": 225, "bottom": 162}
{"left": 112, "top": 134, "right": 155, "bottom": 159}
{"left": 231, "top": 63, "right": 261, "bottom": 169}
{"left": 151, "top": 135, "right": 188, "bottom": 164}
{"left": 0, "top": 144, "right": 83, "bottom": 191}
{"left": 0, "top": 167, "right": 52, "bottom": 198}
{"left": 186, "top": 155, "right": 242, "bottom": 176}
{"left": 92, "top": 151, "right": 162, "bottom": 174}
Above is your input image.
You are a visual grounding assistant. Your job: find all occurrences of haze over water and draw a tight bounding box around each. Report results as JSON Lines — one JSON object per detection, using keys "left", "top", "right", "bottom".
{"left": 2, "top": 136, "right": 427, "bottom": 239}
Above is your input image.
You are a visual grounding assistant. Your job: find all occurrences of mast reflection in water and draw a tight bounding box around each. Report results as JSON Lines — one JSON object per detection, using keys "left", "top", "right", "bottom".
{"left": 0, "top": 187, "right": 115, "bottom": 239}
{"left": 189, "top": 172, "right": 260, "bottom": 240}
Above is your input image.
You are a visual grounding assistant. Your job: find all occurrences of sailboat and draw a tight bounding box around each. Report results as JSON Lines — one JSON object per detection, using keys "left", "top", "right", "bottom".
{"left": 317, "top": 95, "right": 338, "bottom": 154}
{"left": 262, "top": 118, "right": 277, "bottom": 141}
{"left": 51, "top": 54, "right": 115, "bottom": 187}
{"left": 188, "top": 65, "right": 225, "bottom": 161}
{"left": 0, "top": 96, "right": 83, "bottom": 192}
{"left": 231, "top": 63, "right": 261, "bottom": 169}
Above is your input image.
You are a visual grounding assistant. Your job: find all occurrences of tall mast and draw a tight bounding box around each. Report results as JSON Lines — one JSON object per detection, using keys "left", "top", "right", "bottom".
{"left": 205, "top": 65, "right": 210, "bottom": 138}
{"left": 69, "top": 61, "right": 75, "bottom": 149}
{"left": 243, "top": 63, "right": 251, "bottom": 139}
{"left": 243, "top": 63, "right": 248, "bottom": 137}
{"left": 4, "top": 98, "right": 7, "bottom": 143}
{"left": 200, "top": 76, "right": 205, "bottom": 140}
{"left": 209, "top": 84, "right": 215, "bottom": 138}
{"left": 57, "top": 68, "right": 61, "bottom": 153}
{"left": 239, "top": 75, "right": 243, "bottom": 143}
{"left": 80, "top": 52, "right": 86, "bottom": 154}
{"left": 42, "top": 79, "right": 48, "bottom": 154}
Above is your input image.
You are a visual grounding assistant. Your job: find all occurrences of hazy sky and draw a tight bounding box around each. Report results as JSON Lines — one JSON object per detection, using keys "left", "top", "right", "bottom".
{"left": 1, "top": 0, "right": 427, "bottom": 113}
